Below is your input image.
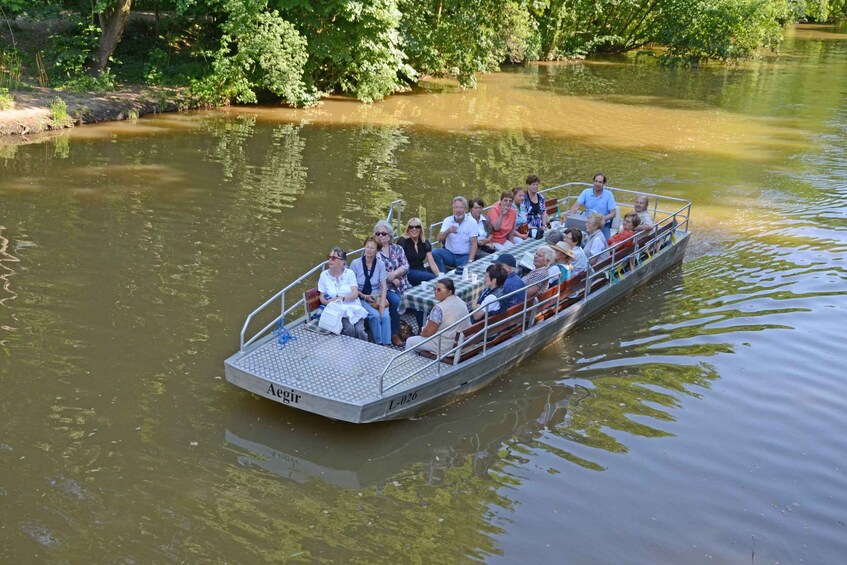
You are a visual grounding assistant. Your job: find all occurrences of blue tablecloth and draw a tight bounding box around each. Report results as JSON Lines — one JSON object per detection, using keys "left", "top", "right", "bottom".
{"left": 401, "top": 236, "right": 547, "bottom": 314}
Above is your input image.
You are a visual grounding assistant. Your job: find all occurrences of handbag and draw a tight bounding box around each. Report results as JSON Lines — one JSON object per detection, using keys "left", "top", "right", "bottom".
{"left": 318, "top": 301, "right": 344, "bottom": 334}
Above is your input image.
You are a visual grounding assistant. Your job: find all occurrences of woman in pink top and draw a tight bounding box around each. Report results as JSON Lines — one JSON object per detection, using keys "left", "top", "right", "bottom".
{"left": 487, "top": 190, "right": 518, "bottom": 251}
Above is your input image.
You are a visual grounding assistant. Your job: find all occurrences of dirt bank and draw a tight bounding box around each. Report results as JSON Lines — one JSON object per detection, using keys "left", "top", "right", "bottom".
{"left": 0, "top": 86, "right": 191, "bottom": 140}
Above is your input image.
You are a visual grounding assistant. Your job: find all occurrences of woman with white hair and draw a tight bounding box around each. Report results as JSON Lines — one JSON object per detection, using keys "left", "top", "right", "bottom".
{"left": 317, "top": 246, "right": 369, "bottom": 341}
{"left": 373, "top": 220, "right": 411, "bottom": 347}
{"left": 584, "top": 212, "right": 608, "bottom": 264}
{"left": 522, "top": 245, "right": 555, "bottom": 301}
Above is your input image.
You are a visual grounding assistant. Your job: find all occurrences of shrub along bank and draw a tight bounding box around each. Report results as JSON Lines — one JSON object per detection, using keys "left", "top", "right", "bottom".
{"left": 0, "top": 0, "right": 844, "bottom": 114}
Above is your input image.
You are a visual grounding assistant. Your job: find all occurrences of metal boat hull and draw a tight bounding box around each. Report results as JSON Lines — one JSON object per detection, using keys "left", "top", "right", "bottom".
{"left": 225, "top": 231, "right": 689, "bottom": 423}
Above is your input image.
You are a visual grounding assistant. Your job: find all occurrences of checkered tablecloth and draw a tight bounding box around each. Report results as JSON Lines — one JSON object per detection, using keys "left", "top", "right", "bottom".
{"left": 400, "top": 237, "right": 547, "bottom": 314}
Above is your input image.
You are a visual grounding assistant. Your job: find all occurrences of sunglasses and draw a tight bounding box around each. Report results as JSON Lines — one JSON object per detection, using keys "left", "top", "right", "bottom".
{"left": 434, "top": 287, "right": 446, "bottom": 292}
{"left": 409, "top": 225, "right": 421, "bottom": 230}
{"left": 327, "top": 255, "right": 341, "bottom": 261}
{"left": 375, "top": 231, "right": 389, "bottom": 236}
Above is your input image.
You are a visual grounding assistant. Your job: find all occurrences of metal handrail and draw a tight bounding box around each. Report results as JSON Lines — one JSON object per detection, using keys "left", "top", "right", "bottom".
{"left": 379, "top": 194, "right": 692, "bottom": 394}
{"left": 237, "top": 187, "right": 690, "bottom": 394}
{"left": 239, "top": 200, "right": 405, "bottom": 350}
{"left": 377, "top": 274, "right": 551, "bottom": 393}
{"left": 426, "top": 182, "right": 690, "bottom": 243}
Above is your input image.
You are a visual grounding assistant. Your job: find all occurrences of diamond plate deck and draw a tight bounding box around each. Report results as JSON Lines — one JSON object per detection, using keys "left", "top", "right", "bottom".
{"left": 228, "top": 325, "right": 442, "bottom": 405}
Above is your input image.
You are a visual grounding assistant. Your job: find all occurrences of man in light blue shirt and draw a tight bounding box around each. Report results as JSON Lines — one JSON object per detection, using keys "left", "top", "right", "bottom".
{"left": 570, "top": 173, "right": 617, "bottom": 239}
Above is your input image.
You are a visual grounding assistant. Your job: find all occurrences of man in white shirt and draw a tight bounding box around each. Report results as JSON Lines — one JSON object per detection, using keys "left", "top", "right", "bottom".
{"left": 432, "top": 196, "right": 479, "bottom": 272}
{"left": 633, "top": 194, "right": 655, "bottom": 233}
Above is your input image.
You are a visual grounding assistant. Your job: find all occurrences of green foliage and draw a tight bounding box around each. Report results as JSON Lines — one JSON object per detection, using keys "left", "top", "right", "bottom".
{"left": 59, "top": 69, "right": 116, "bottom": 92}
{"left": 400, "top": 0, "right": 513, "bottom": 87}
{"left": 198, "top": 0, "right": 314, "bottom": 106}
{"left": 798, "top": 0, "right": 847, "bottom": 21}
{"left": 47, "top": 18, "right": 101, "bottom": 80}
{"left": 49, "top": 95, "right": 73, "bottom": 127}
{"left": 273, "top": 0, "right": 415, "bottom": 102}
{"left": 1, "top": 0, "right": 834, "bottom": 106}
{"left": 0, "top": 86, "right": 13, "bottom": 109}
{"left": 0, "top": 0, "right": 31, "bottom": 14}
{"left": 656, "top": 0, "right": 790, "bottom": 64}
{"left": 144, "top": 47, "right": 168, "bottom": 85}
{"left": 1, "top": 48, "right": 23, "bottom": 89}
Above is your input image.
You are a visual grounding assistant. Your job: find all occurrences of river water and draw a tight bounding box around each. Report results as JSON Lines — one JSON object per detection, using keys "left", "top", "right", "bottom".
{"left": 1, "top": 24, "right": 846, "bottom": 563}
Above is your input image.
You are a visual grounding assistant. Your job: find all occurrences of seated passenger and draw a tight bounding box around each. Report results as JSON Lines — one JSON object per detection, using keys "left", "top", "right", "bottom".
{"left": 584, "top": 212, "right": 608, "bottom": 265}
{"left": 405, "top": 279, "right": 471, "bottom": 356}
{"left": 563, "top": 228, "right": 588, "bottom": 275}
{"left": 547, "top": 241, "right": 575, "bottom": 283}
{"left": 432, "top": 196, "right": 479, "bottom": 272}
{"left": 569, "top": 172, "right": 617, "bottom": 239}
{"left": 318, "top": 246, "right": 368, "bottom": 341}
{"left": 488, "top": 191, "right": 518, "bottom": 251}
{"left": 351, "top": 236, "right": 391, "bottom": 345}
{"left": 470, "top": 197, "right": 495, "bottom": 257}
{"left": 472, "top": 264, "right": 507, "bottom": 322}
{"left": 398, "top": 217, "right": 441, "bottom": 286}
{"left": 608, "top": 213, "right": 640, "bottom": 248}
{"left": 373, "top": 220, "right": 412, "bottom": 347}
{"left": 512, "top": 186, "right": 529, "bottom": 239}
{"left": 493, "top": 253, "right": 526, "bottom": 309}
{"left": 522, "top": 174, "right": 548, "bottom": 239}
{"left": 633, "top": 194, "right": 654, "bottom": 233}
{"left": 545, "top": 229, "right": 564, "bottom": 246}
{"left": 522, "top": 246, "right": 555, "bottom": 302}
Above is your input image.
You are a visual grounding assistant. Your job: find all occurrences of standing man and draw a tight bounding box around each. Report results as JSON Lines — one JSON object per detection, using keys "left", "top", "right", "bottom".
{"left": 570, "top": 173, "right": 617, "bottom": 239}
{"left": 432, "top": 196, "right": 479, "bottom": 272}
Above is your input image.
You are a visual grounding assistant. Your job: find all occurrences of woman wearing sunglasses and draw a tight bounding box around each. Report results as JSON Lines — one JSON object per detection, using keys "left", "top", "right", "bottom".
{"left": 373, "top": 220, "right": 412, "bottom": 347}
{"left": 405, "top": 279, "right": 470, "bottom": 356}
{"left": 398, "top": 217, "right": 441, "bottom": 287}
{"left": 317, "top": 246, "right": 368, "bottom": 341}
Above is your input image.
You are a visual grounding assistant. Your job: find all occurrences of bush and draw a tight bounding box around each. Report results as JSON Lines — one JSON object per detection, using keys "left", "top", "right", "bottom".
{"left": 49, "top": 96, "right": 73, "bottom": 127}
{"left": 0, "top": 87, "right": 13, "bottom": 110}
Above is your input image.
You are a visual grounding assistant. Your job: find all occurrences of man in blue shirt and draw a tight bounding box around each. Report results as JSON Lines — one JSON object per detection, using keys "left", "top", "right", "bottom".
{"left": 569, "top": 173, "right": 617, "bottom": 239}
{"left": 493, "top": 253, "right": 526, "bottom": 309}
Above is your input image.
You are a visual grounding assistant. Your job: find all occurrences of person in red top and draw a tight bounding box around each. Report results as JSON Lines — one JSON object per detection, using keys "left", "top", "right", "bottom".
{"left": 487, "top": 191, "right": 518, "bottom": 251}
{"left": 607, "top": 213, "right": 641, "bottom": 249}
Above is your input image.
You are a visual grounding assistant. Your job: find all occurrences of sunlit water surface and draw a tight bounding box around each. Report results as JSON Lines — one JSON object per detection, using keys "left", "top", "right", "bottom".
{"left": 1, "top": 24, "right": 846, "bottom": 563}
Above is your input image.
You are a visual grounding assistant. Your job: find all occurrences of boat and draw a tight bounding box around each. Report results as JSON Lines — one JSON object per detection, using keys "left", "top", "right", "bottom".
{"left": 224, "top": 182, "right": 692, "bottom": 423}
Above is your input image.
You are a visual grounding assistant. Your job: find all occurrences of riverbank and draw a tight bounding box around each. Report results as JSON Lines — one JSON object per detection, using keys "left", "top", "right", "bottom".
{"left": 0, "top": 86, "right": 190, "bottom": 140}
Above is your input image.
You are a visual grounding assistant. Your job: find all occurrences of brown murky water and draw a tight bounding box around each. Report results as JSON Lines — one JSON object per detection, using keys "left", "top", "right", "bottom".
{"left": 1, "top": 24, "right": 846, "bottom": 563}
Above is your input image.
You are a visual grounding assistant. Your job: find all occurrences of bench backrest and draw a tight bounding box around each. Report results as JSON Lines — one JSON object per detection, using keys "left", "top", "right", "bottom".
{"left": 304, "top": 287, "right": 322, "bottom": 314}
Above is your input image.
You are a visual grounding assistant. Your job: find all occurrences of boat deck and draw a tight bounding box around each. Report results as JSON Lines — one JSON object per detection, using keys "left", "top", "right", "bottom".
{"left": 228, "top": 324, "right": 441, "bottom": 404}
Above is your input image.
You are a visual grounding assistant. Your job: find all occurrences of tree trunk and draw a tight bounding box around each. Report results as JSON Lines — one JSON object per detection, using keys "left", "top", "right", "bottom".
{"left": 90, "top": 0, "right": 132, "bottom": 77}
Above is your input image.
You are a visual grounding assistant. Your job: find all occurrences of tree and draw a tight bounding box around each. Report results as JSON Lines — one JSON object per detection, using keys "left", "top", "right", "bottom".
{"left": 91, "top": 0, "right": 133, "bottom": 76}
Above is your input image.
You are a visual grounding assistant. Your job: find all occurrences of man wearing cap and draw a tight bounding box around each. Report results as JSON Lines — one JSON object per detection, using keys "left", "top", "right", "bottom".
{"left": 493, "top": 253, "right": 526, "bottom": 309}
{"left": 432, "top": 196, "right": 479, "bottom": 273}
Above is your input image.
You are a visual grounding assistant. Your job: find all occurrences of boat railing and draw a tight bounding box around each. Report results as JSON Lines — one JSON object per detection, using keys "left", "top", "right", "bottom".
{"left": 426, "top": 182, "right": 588, "bottom": 242}
{"left": 425, "top": 182, "right": 691, "bottom": 243}
{"left": 238, "top": 200, "right": 404, "bottom": 350}
{"left": 380, "top": 195, "right": 691, "bottom": 395}
{"left": 376, "top": 275, "right": 550, "bottom": 394}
